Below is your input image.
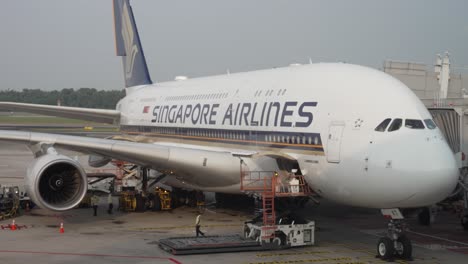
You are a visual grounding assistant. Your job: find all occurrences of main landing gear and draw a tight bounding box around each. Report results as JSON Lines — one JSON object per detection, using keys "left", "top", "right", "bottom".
{"left": 376, "top": 209, "right": 413, "bottom": 261}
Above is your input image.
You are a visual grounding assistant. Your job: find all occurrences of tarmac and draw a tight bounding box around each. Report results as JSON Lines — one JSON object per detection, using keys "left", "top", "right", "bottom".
{"left": 1, "top": 138, "right": 468, "bottom": 264}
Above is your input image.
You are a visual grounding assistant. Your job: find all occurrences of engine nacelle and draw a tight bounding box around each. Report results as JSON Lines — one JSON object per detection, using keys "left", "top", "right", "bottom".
{"left": 26, "top": 154, "right": 87, "bottom": 211}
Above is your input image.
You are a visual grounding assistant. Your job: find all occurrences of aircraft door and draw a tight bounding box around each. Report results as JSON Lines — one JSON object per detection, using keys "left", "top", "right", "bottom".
{"left": 326, "top": 123, "right": 345, "bottom": 163}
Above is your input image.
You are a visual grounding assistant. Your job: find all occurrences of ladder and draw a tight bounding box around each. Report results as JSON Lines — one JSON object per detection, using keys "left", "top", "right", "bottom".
{"left": 240, "top": 170, "right": 312, "bottom": 227}
{"left": 262, "top": 191, "right": 275, "bottom": 226}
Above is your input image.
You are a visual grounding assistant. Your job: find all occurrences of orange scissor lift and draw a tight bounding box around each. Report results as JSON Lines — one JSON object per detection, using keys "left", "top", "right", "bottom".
{"left": 240, "top": 170, "right": 315, "bottom": 247}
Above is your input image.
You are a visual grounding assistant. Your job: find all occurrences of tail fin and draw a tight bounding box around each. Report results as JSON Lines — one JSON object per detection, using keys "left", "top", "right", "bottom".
{"left": 113, "top": 0, "right": 152, "bottom": 87}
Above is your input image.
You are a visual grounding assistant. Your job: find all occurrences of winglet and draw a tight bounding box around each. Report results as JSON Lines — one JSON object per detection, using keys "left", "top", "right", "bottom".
{"left": 113, "top": 0, "right": 152, "bottom": 87}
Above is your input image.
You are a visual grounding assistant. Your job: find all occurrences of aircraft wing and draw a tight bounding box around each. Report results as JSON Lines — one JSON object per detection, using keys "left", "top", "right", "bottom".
{"left": 0, "top": 130, "right": 170, "bottom": 167}
{"left": 0, "top": 102, "right": 120, "bottom": 124}
{"left": 0, "top": 130, "right": 251, "bottom": 169}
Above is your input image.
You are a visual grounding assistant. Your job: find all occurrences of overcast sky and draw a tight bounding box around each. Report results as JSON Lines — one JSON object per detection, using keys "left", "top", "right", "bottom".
{"left": 1, "top": 0, "right": 467, "bottom": 90}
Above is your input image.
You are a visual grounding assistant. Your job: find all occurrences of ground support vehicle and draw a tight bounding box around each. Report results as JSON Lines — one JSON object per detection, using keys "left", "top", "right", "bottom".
{"left": 159, "top": 219, "right": 315, "bottom": 256}
{"left": 244, "top": 220, "right": 315, "bottom": 248}
{"left": 159, "top": 235, "right": 264, "bottom": 255}
{"left": 159, "top": 171, "right": 315, "bottom": 255}
{"left": 0, "top": 185, "right": 20, "bottom": 220}
{"left": 240, "top": 171, "right": 315, "bottom": 247}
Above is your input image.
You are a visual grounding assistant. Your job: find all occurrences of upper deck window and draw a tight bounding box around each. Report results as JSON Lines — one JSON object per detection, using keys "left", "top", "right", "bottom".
{"left": 375, "top": 118, "right": 392, "bottom": 132}
{"left": 388, "top": 118, "right": 402, "bottom": 132}
{"left": 405, "top": 119, "right": 425, "bottom": 129}
{"left": 424, "top": 119, "right": 437, "bottom": 129}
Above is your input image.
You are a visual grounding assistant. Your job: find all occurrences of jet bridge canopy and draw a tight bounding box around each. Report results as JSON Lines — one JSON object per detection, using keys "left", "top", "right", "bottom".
{"left": 428, "top": 107, "right": 468, "bottom": 168}
{"left": 429, "top": 108, "right": 462, "bottom": 154}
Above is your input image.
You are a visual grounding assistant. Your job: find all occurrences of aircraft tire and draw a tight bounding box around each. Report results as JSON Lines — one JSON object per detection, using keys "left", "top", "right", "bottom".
{"left": 135, "top": 194, "right": 145, "bottom": 212}
{"left": 376, "top": 237, "right": 394, "bottom": 260}
{"left": 152, "top": 195, "right": 161, "bottom": 211}
{"left": 170, "top": 191, "right": 179, "bottom": 208}
{"left": 244, "top": 226, "right": 250, "bottom": 238}
{"left": 395, "top": 235, "right": 412, "bottom": 260}
{"left": 273, "top": 231, "right": 286, "bottom": 246}
{"left": 271, "top": 237, "right": 282, "bottom": 248}
{"left": 461, "top": 215, "right": 468, "bottom": 230}
{"left": 418, "top": 207, "right": 430, "bottom": 226}
{"left": 147, "top": 194, "right": 155, "bottom": 210}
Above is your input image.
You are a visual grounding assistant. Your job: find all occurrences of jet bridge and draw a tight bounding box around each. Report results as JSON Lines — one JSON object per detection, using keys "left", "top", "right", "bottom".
{"left": 428, "top": 107, "right": 468, "bottom": 230}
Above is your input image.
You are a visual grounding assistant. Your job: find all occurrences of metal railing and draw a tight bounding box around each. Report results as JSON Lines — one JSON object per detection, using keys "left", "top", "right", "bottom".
{"left": 240, "top": 171, "right": 311, "bottom": 197}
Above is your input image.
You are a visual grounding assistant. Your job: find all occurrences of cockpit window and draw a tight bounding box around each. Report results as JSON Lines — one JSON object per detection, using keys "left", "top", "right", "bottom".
{"left": 375, "top": 118, "right": 392, "bottom": 132}
{"left": 424, "top": 119, "right": 437, "bottom": 129}
{"left": 405, "top": 119, "right": 425, "bottom": 129}
{"left": 388, "top": 118, "right": 402, "bottom": 132}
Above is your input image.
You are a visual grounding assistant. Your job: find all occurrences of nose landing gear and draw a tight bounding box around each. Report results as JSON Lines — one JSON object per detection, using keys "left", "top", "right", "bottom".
{"left": 376, "top": 209, "right": 413, "bottom": 261}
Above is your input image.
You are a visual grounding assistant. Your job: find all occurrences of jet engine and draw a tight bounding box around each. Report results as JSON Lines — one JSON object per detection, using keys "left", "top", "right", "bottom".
{"left": 25, "top": 154, "right": 87, "bottom": 211}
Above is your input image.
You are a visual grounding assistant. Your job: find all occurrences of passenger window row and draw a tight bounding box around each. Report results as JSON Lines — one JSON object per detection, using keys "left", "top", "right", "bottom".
{"left": 121, "top": 126, "right": 319, "bottom": 146}
{"left": 265, "top": 134, "right": 319, "bottom": 145}
{"left": 375, "top": 118, "right": 436, "bottom": 132}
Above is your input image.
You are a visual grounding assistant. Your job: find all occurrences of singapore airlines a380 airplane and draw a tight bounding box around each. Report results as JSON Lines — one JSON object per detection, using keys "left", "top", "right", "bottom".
{"left": 0, "top": 0, "right": 460, "bottom": 259}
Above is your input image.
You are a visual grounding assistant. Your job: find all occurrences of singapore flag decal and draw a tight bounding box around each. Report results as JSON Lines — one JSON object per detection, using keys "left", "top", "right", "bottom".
{"left": 143, "top": 106, "right": 150, "bottom": 113}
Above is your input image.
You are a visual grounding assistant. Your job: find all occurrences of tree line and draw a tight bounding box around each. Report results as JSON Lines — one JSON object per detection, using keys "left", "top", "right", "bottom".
{"left": 0, "top": 88, "right": 125, "bottom": 109}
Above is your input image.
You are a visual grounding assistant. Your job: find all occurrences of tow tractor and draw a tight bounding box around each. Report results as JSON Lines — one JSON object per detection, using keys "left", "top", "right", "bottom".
{"left": 159, "top": 171, "right": 315, "bottom": 255}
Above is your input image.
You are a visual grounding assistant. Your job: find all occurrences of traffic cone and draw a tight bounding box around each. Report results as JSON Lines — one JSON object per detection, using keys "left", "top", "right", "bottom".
{"left": 10, "top": 219, "right": 17, "bottom": 231}
{"left": 59, "top": 222, "right": 64, "bottom": 233}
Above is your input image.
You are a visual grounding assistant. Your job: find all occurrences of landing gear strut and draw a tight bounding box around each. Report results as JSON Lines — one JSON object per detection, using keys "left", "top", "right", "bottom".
{"left": 376, "top": 209, "right": 413, "bottom": 261}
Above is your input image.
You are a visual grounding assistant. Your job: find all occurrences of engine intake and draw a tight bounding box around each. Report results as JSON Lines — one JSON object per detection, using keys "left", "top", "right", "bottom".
{"left": 26, "top": 154, "right": 87, "bottom": 211}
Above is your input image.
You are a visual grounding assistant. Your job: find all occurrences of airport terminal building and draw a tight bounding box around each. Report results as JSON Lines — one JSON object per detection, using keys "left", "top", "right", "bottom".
{"left": 384, "top": 53, "right": 468, "bottom": 107}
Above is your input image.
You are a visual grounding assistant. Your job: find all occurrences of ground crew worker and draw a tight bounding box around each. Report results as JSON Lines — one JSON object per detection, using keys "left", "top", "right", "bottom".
{"left": 195, "top": 214, "right": 205, "bottom": 237}
{"left": 290, "top": 175, "right": 300, "bottom": 193}
{"left": 107, "top": 193, "right": 113, "bottom": 214}
{"left": 91, "top": 193, "right": 99, "bottom": 216}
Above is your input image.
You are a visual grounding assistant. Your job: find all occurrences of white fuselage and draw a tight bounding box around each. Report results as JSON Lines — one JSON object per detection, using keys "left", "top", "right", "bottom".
{"left": 117, "top": 63, "right": 459, "bottom": 209}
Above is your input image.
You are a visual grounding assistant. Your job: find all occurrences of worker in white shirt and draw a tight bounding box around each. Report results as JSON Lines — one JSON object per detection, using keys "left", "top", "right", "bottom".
{"left": 195, "top": 214, "right": 205, "bottom": 237}
{"left": 290, "top": 176, "right": 300, "bottom": 193}
{"left": 107, "top": 193, "right": 113, "bottom": 214}
{"left": 90, "top": 193, "right": 99, "bottom": 216}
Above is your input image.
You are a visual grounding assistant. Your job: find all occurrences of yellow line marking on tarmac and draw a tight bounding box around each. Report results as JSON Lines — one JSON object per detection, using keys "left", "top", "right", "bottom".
{"left": 256, "top": 251, "right": 332, "bottom": 257}
{"left": 131, "top": 223, "right": 242, "bottom": 231}
{"left": 320, "top": 242, "right": 440, "bottom": 264}
{"left": 333, "top": 262, "right": 365, "bottom": 264}
{"left": 315, "top": 243, "right": 389, "bottom": 263}
{"left": 247, "top": 257, "right": 355, "bottom": 264}
{"left": 360, "top": 255, "right": 439, "bottom": 264}
{"left": 356, "top": 257, "right": 386, "bottom": 264}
